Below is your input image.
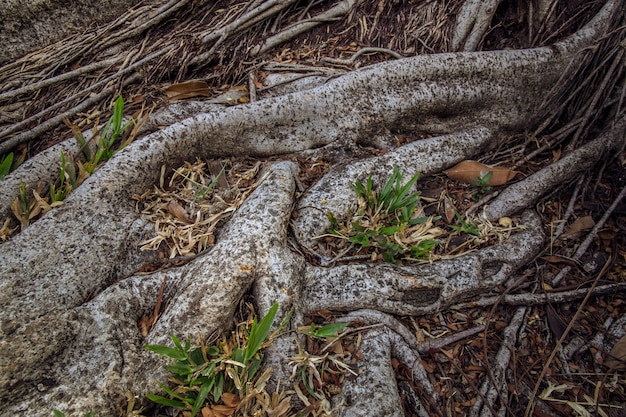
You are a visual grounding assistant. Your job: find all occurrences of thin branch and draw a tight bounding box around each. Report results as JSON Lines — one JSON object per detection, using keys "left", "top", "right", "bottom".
{"left": 0, "top": 73, "right": 143, "bottom": 155}
{"left": 552, "top": 181, "right": 626, "bottom": 284}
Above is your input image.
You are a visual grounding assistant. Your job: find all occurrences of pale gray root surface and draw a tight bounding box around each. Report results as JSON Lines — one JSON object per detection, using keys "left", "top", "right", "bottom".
{"left": 0, "top": 1, "right": 621, "bottom": 416}
{"left": 0, "top": 0, "right": 145, "bottom": 65}
{"left": 451, "top": 0, "right": 502, "bottom": 51}
{"left": 291, "top": 0, "right": 617, "bottom": 249}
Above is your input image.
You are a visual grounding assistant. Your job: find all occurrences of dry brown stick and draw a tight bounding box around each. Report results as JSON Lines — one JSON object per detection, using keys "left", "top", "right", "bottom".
{"left": 416, "top": 324, "right": 485, "bottom": 354}
{"left": 566, "top": 48, "right": 625, "bottom": 151}
{"left": 0, "top": 46, "right": 171, "bottom": 141}
{"left": 471, "top": 307, "right": 525, "bottom": 417}
{"left": 523, "top": 254, "right": 612, "bottom": 417}
{"left": 553, "top": 182, "right": 626, "bottom": 284}
{"left": 251, "top": 0, "right": 363, "bottom": 56}
{"left": 0, "top": 73, "right": 143, "bottom": 155}
{"left": 451, "top": 282, "right": 626, "bottom": 309}
{"left": 553, "top": 174, "right": 584, "bottom": 238}
{"left": 94, "top": 0, "right": 192, "bottom": 52}
{"left": 0, "top": 58, "right": 121, "bottom": 102}
{"left": 200, "top": 0, "right": 295, "bottom": 44}
{"left": 321, "top": 47, "right": 404, "bottom": 66}
{"left": 190, "top": 0, "right": 298, "bottom": 68}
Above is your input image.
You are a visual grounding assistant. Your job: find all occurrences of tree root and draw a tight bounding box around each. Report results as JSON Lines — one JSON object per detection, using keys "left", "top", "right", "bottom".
{"left": 0, "top": 1, "right": 623, "bottom": 415}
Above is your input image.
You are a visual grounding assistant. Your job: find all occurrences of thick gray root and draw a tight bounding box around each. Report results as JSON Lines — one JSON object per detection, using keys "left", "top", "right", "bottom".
{"left": 0, "top": 161, "right": 298, "bottom": 416}
{"left": 302, "top": 210, "right": 544, "bottom": 316}
{"left": 485, "top": 115, "right": 626, "bottom": 221}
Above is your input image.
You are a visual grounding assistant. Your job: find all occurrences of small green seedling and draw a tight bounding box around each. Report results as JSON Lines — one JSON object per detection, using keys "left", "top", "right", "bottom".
{"left": 144, "top": 303, "right": 283, "bottom": 417}
{"left": 0, "top": 150, "right": 26, "bottom": 180}
{"left": 301, "top": 322, "right": 349, "bottom": 340}
{"left": 0, "top": 152, "right": 14, "bottom": 179}
{"left": 50, "top": 151, "right": 78, "bottom": 203}
{"left": 327, "top": 165, "right": 438, "bottom": 262}
{"left": 471, "top": 171, "right": 493, "bottom": 200}
{"left": 450, "top": 211, "right": 481, "bottom": 236}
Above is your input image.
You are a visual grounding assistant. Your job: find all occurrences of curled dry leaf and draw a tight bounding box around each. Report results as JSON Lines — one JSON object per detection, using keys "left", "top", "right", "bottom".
{"left": 167, "top": 200, "right": 193, "bottom": 224}
{"left": 443, "top": 195, "right": 456, "bottom": 224}
{"left": 444, "top": 160, "right": 518, "bottom": 186}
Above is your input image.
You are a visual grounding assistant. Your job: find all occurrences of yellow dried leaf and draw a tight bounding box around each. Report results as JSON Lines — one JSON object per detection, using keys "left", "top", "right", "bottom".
{"left": 444, "top": 160, "right": 518, "bottom": 186}
{"left": 208, "top": 86, "right": 249, "bottom": 105}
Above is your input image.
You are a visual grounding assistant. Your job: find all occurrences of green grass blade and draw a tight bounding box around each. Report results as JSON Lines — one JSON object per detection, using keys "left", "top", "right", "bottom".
{"left": 0, "top": 152, "right": 13, "bottom": 179}
{"left": 190, "top": 379, "right": 213, "bottom": 417}
{"left": 378, "top": 168, "right": 399, "bottom": 208}
{"left": 112, "top": 96, "right": 125, "bottom": 132}
{"left": 143, "top": 344, "right": 188, "bottom": 361}
{"left": 244, "top": 302, "right": 278, "bottom": 364}
{"left": 146, "top": 393, "right": 186, "bottom": 408}
{"left": 213, "top": 372, "right": 224, "bottom": 403}
{"left": 159, "top": 382, "right": 188, "bottom": 402}
{"left": 309, "top": 322, "right": 348, "bottom": 339}
{"left": 353, "top": 179, "right": 366, "bottom": 198}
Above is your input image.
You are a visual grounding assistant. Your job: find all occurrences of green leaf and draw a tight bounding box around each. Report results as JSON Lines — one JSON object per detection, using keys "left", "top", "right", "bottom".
{"left": 158, "top": 382, "right": 188, "bottom": 402}
{"left": 0, "top": 152, "right": 13, "bottom": 179}
{"left": 190, "top": 379, "right": 213, "bottom": 417}
{"left": 246, "top": 356, "right": 263, "bottom": 379}
{"left": 188, "top": 347, "right": 205, "bottom": 366}
{"left": 410, "top": 239, "right": 438, "bottom": 258}
{"left": 301, "top": 366, "right": 320, "bottom": 399}
{"left": 348, "top": 234, "right": 369, "bottom": 247}
{"left": 170, "top": 334, "right": 185, "bottom": 352}
{"left": 327, "top": 212, "right": 339, "bottom": 231}
{"left": 213, "top": 372, "right": 224, "bottom": 403}
{"left": 52, "top": 410, "right": 65, "bottom": 417}
{"left": 144, "top": 344, "right": 188, "bottom": 361}
{"left": 353, "top": 179, "right": 366, "bottom": 198}
{"left": 306, "top": 322, "right": 349, "bottom": 339}
{"left": 244, "top": 302, "right": 278, "bottom": 364}
{"left": 200, "top": 362, "right": 217, "bottom": 377}
{"left": 475, "top": 171, "right": 493, "bottom": 186}
{"left": 232, "top": 347, "right": 245, "bottom": 364}
{"left": 167, "top": 361, "right": 195, "bottom": 376}
{"left": 146, "top": 393, "right": 186, "bottom": 408}
{"left": 379, "top": 226, "right": 401, "bottom": 236}
{"left": 378, "top": 167, "right": 398, "bottom": 206}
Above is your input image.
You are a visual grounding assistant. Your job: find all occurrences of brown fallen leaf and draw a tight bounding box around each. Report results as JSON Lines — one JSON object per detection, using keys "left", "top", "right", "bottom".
{"left": 221, "top": 392, "right": 240, "bottom": 408}
{"left": 561, "top": 215, "right": 595, "bottom": 239}
{"left": 164, "top": 80, "right": 212, "bottom": 100}
{"left": 444, "top": 160, "right": 518, "bottom": 186}
{"left": 546, "top": 304, "right": 567, "bottom": 340}
{"left": 443, "top": 196, "right": 457, "bottom": 224}
{"left": 605, "top": 334, "right": 626, "bottom": 370}
{"left": 167, "top": 200, "right": 193, "bottom": 224}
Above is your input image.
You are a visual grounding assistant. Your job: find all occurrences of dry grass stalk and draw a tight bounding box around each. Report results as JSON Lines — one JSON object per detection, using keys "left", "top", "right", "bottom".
{"left": 135, "top": 159, "right": 265, "bottom": 258}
